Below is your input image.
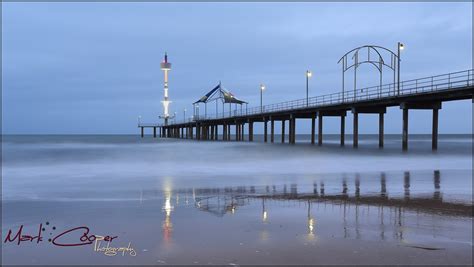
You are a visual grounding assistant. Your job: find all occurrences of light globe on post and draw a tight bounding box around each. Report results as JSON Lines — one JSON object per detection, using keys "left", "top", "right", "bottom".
{"left": 260, "top": 84, "right": 266, "bottom": 113}
{"left": 306, "top": 70, "right": 312, "bottom": 106}
{"left": 397, "top": 42, "right": 404, "bottom": 95}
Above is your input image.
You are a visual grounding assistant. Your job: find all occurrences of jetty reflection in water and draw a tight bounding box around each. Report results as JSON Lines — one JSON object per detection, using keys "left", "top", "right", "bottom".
{"left": 156, "top": 170, "right": 472, "bottom": 246}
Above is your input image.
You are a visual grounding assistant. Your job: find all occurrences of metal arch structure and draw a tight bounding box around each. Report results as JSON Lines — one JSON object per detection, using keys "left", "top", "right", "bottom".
{"left": 338, "top": 45, "right": 399, "bottom": 101}
{"left": 193, "top": 82, "right": 248, "bottom": 119}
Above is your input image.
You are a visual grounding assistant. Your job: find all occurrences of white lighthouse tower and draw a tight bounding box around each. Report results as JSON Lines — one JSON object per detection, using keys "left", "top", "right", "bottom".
{"left": 160, "top": 52, "right": 173, "bottom": 125}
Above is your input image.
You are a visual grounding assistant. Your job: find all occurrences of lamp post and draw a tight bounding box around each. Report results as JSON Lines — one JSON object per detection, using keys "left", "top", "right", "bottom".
{"left": 138, "top": 115, "right": 141, "bottom": 126}
{"left": 184, "top": 108, "right": 187, "bottom": 122}
{"left": 397, "top": 42, "right": 404, "bottom": 95}
{"left": 174, "top": 112, "right": 177, "bottom": 123}
{"left": 260, "top": 84, "right": 265, "bottom": 113}
{"left": 306, "top": 70, "right": 312, "bottom": 106}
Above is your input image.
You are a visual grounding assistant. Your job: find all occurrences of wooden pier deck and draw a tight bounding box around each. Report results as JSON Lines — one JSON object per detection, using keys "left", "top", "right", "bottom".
{"left": 139, "top": 69, "right": 473, "bottom": 150}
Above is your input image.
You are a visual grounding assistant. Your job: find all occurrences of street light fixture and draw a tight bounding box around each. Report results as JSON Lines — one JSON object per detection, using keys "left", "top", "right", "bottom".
{"left": 397, "top": 42, "right": 404, "bottom": 95}
{"left": 260, "top": 84, "right": 266, "bottom": 113}
{"left": 306, "top": 70, "right": 312, "bottom": 106}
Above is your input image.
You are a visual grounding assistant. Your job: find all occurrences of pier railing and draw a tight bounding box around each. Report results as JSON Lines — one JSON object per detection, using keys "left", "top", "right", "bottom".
{"left": 144, "top": 69, "right": 473, "bottom": 126}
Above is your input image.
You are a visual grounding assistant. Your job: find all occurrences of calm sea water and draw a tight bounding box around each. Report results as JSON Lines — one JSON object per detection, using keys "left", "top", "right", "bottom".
{"left": 1, "top": 134, "right": 473, "bottom": 265}
{"left": 2, "top": 134, "right": 472, "bottom": 202}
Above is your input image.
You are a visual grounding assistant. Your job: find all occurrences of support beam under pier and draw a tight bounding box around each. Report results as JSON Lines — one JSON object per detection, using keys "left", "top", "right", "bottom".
{"left": 317, "top": 110, "right": 347, "bottom": 146}
{"left": 318, "top": 115, "right": 322, "bottom": 146}
{"left": 281, "top": 120, "right": 285, "bottom": 143}
{"left": 400, "top": 102, "right": 442, "bottom": 150}
{"left": 264, "top": 119, "right": 268, "bottom": 143}
{"left": 379, "top": 113, "right": 384, "bottom": 148}
{"left": 290, "top": 115, "right": 296, "bottom": 144}
{"left": 353, "top": 112, "right": 358, "bottom": 148}
{"left": 311, "top": 114, "right": 316, "bottom": 145}
{"left": 432, "top": 109, "right": 438, "bottom": 150}
{"left": 270, "top": 119, "right": 274, "bottom": 143}
{"left": 402, "top": 108, "right": 408, "bottom": 150}
{"left": 235, "top": 122, "right": 239, "bottom": 141}
{"left": 340, "top": 115, "right": 345, "bottom": 146}
{"left": 249, "top": 121, "right": 254, "bottom": 141}
{"left": 223, "top": 124, "right": 226, "bottom": 141}
{"left": 351, "top": 107, "right": 386, "bottom": 148}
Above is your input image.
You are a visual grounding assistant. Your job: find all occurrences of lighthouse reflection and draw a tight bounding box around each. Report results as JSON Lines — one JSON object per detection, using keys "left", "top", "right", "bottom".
{"left": 157, "top": 170, "right": 472, "bottom": 243}
{"left": 307, "top": 200, "right": 315, "bottom": 240}
{"left": 262, "top": 199, "right": 268, "bottom": 223}
{"left": 161, "top": 190, "right": 174, "bottom": 245}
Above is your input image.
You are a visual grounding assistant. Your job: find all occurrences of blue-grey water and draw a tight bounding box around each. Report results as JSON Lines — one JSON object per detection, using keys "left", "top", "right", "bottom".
{"left": 1, "top": 134, "right": 473, "bottom": 265}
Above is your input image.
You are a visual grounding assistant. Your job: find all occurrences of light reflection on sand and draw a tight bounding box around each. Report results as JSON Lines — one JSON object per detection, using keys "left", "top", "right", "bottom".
{"left": 2, "top": 170, "right": 472, "bottom": 265}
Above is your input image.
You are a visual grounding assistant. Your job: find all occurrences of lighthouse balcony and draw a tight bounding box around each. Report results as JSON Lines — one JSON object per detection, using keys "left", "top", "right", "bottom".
{"left": 160, "top": 62, "right": 171, "bottom": 70}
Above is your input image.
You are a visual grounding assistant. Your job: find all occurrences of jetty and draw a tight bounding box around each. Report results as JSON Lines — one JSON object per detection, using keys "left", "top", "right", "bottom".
{"left": 139, "top": 68, "right": 473, "bottom": 150}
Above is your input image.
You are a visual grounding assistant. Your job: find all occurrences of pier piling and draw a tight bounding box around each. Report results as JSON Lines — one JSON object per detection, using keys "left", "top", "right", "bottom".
{"left": 318, "top": 115, "right": 323, "bottom": 146}
{"left": 270, "top": 119, "right": 274, "bottom": 143}
{"left": 290, "top": 115, "right": 296, "bottom": 144}
{"left": 235, "top": 123, "right": 239, "bottom": 141}
{"left": 248, "top": 122, "right": 252, "bottom": 141}
{"left": 223, "top": 124, "right": 227, "bottom": 140}
{"left": 340, "top": 115, "right": 345, "bottom": 146}
{"left": 353, "top": 112, "right": 359, "bottom": 148}
{"left": 311, "top": 114, "right": 316, "bottom": 145}
{"left": 432, "top": 109, "right": 439, "bottom": 150}
{"left": 288, "top": 117, "right": 293, "bottom": 144}
{"left": 379, "top": 113, "right": 384, "bottom": 147}
{"left": 281, "top": 120, "right": 285, "bottom": 143}
{"left": 402, "top": 108, "right": 408, "bottom": 150}
{"left": 264, "top": 119, "right": 268, "bottom": 142}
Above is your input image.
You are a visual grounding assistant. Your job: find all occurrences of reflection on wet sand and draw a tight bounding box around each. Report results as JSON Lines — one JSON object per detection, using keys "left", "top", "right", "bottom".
{"left": 161, "top": 190, "right": 174, "bottom": 245}
{"left": 181, "top": 170, "right": 471, "bottom": 217}
{"left": 155, "top": 170, "right": 471, "bottom": 244}
{"left": 307, "top": 200, "right": 315, "bottom": 240}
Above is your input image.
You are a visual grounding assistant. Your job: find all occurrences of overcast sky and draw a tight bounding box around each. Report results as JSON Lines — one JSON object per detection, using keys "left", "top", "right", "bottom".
{"left": 2, "top": 2, "right": 472, "bottom": 134}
